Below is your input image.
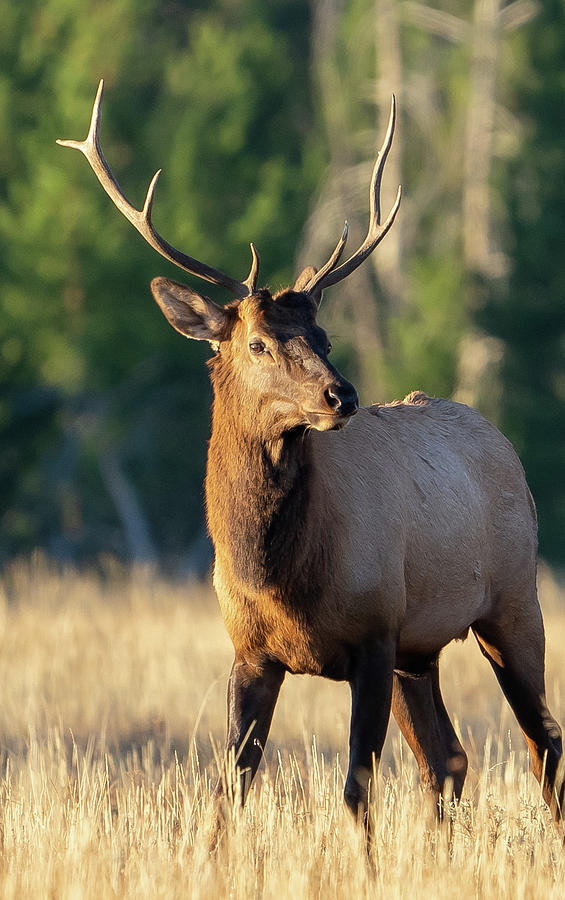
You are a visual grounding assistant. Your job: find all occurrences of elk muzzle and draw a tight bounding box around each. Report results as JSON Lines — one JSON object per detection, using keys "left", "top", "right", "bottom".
{"left": 306, "top": 380, "right": 359, "bottom": 431}
{"left": 324, "top": 382, "right": 359, "bottom": 418}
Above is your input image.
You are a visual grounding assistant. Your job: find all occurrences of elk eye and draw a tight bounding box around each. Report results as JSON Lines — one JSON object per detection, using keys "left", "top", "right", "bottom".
{"left": 249, "top": 339, "right": 266, "bottom": 355}
{"left": 327, "top": 341, "right": 333, "bottom": 354}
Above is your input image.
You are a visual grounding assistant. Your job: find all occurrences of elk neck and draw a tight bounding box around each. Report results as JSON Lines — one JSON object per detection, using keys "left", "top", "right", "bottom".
{"left": 205, "top": 359, "right": 324, "bottom": 597}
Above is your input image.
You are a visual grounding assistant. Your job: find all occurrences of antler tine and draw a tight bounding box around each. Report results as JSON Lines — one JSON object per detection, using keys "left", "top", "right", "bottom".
{"left": 57, "top": 80, "right": 253, "bottom": 299}
{"left": 243, "top": 242, "right": 260, "bottom": 294}
{"left": 305, "top": 222, "right": 349, "bottom": 296}
{"left": 305, "top": 95, "right": 401, "bottom": 296}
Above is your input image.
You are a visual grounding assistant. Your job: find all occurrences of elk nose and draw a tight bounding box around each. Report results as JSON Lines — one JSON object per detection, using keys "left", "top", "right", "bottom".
{"left": 324, "top": 383, "right": 359, "bottom": 417}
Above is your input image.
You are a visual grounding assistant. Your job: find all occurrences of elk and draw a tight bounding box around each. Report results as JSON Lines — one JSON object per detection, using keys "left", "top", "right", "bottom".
{"left": 58, "top": 81, "right": 564, "bottom": 830}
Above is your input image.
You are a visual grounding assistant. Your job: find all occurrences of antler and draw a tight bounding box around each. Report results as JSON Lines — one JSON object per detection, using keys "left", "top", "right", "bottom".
{"left": 304, "top": 95, "right": 402, "bottom": 296}
{"left": 57, "top": 80, "right": 258, "bottom": 299}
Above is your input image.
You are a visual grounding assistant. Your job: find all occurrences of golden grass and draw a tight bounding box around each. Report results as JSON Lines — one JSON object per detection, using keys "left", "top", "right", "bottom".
{"left": 0, "top": 556, "right": 563, "bottom": 898}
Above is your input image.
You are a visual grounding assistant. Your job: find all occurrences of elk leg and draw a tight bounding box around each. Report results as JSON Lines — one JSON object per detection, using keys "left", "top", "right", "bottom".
{"left": 344, "top": 639, "right": 395, "bottom": 826}
{"left": 473, "top": 611, "right": 564, "bottom": 824}
{"left": 392, "top": 659, "right": 467, "bottom": 812}
{"left": 220, "top": 656, "right": 285, "bottom": 804}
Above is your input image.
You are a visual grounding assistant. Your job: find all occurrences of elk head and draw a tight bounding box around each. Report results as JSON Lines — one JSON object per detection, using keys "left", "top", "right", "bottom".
{"left": 58, "top": 81, "right": 401, "bottom": 436}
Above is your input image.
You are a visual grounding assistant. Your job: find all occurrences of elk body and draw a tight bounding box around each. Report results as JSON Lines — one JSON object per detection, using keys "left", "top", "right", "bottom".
{"left": 58, "top": 82, "right": 564, "bottom": 828}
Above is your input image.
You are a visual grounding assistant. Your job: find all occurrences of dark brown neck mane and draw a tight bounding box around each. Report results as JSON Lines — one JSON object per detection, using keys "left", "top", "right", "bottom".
{"left": 205, "top": 356, "right": 321, "bottom": 596}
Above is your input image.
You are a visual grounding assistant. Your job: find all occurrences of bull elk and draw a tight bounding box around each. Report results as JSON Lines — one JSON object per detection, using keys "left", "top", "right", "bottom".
{"left": 58, "top": 81, "right": 564, "bottom": 831}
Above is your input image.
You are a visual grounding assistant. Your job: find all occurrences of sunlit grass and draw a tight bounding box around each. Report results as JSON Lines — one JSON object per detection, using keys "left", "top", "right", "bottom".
{"left": 0, "top": 557, "right": 562, "bottom": 897}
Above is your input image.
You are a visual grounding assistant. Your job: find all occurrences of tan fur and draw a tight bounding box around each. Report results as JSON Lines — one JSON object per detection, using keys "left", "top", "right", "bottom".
{"left": 210, "top": 392, "right": 537, "bottom": 674}
{"left": 196, "top": 290, "right": 538, "bottom": 678}
{"left": 147, "top": 283, "right": 562, "bottom": 825}
{"left": 59, "top": 81, "right": 562, "bottom": 827}
{"left": 317, "top": 398, "right": 536, "bottom": 652}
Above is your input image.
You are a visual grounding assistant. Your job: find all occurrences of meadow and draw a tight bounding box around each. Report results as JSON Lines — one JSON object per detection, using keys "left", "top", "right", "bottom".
{"left": 0, "top": 557, "right": 563, "bottom": 898}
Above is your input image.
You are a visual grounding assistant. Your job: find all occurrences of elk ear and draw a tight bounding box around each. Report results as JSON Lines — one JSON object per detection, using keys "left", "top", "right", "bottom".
{"left": 151, "top": 277, "right": 229, "bottom": 343}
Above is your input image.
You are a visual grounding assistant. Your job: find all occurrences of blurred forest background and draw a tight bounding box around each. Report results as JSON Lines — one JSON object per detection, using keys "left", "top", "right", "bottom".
{"left": 1, "top": 0, "right": 564, "bottom": 572}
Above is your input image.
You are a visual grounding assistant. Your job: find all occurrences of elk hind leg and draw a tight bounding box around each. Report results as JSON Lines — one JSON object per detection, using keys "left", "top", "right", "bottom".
{"left": 392, "top": 658, "right": 467, "bottom": 815}
{"left": 473, "top": 605, "right": 564, "bottom": 823}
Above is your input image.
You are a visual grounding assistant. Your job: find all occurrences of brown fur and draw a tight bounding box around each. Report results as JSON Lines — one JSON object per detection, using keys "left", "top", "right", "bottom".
{"left": 148, "top": 277, "right": 563, "bottom": 830}
{"left": 210, "top": 389, "right": 536, "bottom": 673}
{"left": 60, "top": 84, "right": 561, "bottom": 834}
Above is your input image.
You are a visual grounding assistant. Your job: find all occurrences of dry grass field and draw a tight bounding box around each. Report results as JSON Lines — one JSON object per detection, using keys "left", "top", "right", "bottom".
{"left": 0, "top": 556, "right": 563, "bottom": 898}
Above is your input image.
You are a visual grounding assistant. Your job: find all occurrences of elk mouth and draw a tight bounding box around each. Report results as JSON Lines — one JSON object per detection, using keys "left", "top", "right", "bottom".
{"left": 304, "top": 408, "right": 358, "bottom": 432}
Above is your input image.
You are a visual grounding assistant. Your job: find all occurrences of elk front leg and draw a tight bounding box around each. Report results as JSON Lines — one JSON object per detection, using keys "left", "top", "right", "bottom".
{"left": 345, "top": 639, "right": 395, "bottom": 826}
{"left": 220, "top": 656, "right": 285, "bottom": 804}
